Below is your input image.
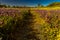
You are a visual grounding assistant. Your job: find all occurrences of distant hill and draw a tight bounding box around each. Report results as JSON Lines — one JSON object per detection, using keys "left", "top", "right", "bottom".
{"left": 47, "top": 2, "right": 60, "bottom": 7}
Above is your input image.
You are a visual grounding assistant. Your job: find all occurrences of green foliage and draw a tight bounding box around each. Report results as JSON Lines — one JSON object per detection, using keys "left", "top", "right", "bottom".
{"left": 37, "top": 3, "right": 44, "bottom": 7}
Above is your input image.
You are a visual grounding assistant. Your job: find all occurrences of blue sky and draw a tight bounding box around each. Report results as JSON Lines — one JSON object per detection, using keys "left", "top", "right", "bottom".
{"left": 0, "top": 0, "right": 60, "bottom": 6}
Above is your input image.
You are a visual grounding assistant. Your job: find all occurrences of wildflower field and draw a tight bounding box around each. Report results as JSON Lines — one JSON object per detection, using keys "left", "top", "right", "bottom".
{"left": 0, "top": 7, "right": 60, "bottom": 40}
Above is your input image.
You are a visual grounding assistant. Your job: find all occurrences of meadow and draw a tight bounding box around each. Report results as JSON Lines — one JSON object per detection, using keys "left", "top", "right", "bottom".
{"left": 0, "top": 7, "right": 60, "bottom": 40}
